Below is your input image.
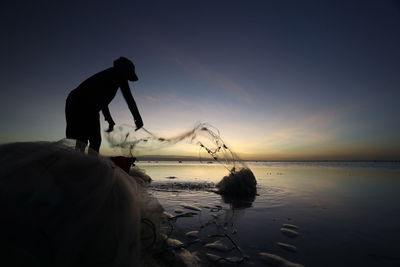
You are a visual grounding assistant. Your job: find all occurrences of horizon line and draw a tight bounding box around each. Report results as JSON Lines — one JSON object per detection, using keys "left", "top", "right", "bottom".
{"left": 112, "top": 154, "right": 400, "bottom": 162}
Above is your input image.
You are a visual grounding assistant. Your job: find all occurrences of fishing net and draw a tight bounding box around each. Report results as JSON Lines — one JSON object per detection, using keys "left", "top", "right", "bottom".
{"left": 0, "top": 140, "right": 164, "bottom": 267}
{"left": 105, "top": 122, "right": 246, "bottom": 172}
{"left": 105, "top": 122, "right": 257, "bottom": 198}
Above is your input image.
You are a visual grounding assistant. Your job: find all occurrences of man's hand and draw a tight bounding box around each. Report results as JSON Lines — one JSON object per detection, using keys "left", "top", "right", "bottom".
{"left": 135, "top": 118, "right": 143, "bottom": 131}
{"left": 106, "top": 122, "right": 115, "bottom": 133}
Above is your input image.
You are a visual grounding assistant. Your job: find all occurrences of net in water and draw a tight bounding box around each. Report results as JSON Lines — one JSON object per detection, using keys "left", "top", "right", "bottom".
{"left": 105, "top": 122, "right": 257, "bottom": 197}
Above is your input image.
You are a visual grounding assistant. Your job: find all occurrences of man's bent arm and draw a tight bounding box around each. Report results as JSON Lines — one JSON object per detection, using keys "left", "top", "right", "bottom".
{"left": 102, "top": 106, "right": 115, "bottom": 125}
{"left": 120, "top": 81, "right": 143, "bottom": 127}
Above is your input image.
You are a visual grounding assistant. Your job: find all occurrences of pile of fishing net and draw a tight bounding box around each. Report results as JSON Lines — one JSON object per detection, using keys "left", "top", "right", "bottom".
{"left": 0, "top": 140, "right": 164, "bottom": 267}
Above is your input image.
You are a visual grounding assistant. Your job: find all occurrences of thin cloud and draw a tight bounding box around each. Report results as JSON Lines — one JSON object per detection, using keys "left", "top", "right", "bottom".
{"left": 138, "top": 31, "right": 253, "bottom": 104}
{"left": 171, "top": 56, "right": 254, "bottom": 104}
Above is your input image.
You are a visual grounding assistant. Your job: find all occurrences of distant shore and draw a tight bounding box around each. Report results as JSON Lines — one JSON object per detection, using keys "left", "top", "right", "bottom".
{"left": 130, "top": 155, "right": 400, "bottom": 163}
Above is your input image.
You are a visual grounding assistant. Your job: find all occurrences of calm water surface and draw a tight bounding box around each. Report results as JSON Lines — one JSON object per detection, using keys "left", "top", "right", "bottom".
{"left": 137, "top": 161, "right": 400, "bottom": 267}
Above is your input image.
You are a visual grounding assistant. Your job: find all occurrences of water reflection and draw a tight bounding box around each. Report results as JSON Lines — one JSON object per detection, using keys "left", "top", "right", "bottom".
{"left": 221, "top": 194, "right": 256, "bottom": 209}
{"left": 140, "top": 161, "right": 400, "bottom": 267}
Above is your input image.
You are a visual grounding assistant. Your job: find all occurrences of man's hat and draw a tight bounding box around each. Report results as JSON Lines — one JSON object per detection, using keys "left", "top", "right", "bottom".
{"left": 113, "top": 57, "right": 138, "bottom": 81}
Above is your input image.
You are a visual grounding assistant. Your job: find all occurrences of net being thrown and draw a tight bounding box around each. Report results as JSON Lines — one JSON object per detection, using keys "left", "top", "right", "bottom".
{"left": 105, "top": 122, "right": 244, "bottom": 172}
{"left": 104, "top": 122, "right": 257, "bottom": 197}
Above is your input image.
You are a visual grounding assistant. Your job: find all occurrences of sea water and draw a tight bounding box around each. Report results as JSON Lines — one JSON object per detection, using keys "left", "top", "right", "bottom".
{"left": 137, "top": 161, "right": 400, "bottom": 267}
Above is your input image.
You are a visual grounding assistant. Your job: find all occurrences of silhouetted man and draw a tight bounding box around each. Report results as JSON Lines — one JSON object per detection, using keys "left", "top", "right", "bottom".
{"left": 65, "top": 57, "right": 143, "bottom": 153}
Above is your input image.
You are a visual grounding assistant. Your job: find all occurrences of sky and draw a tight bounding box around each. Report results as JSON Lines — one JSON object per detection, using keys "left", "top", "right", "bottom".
{"left": 1, "top": 0, "right": 399, "bottom": 160}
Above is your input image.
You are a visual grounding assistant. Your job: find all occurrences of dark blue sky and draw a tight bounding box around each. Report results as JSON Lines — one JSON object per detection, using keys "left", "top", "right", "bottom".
{"left": 1, "top": 0, "right": 399, "bottom": 159}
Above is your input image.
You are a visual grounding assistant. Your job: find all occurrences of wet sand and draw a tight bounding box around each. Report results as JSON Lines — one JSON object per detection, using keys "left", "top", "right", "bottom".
{"left": 138, "top": 161, "right": 400, "bottom": 267}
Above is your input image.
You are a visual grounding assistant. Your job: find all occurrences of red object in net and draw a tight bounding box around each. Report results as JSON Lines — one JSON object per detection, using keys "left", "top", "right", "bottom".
{"left": 110, "top": 156, "right": 136, "bottom": 173}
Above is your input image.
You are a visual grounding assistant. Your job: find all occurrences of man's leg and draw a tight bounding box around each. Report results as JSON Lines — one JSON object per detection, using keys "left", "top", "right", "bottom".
{"left": 88, "top": 115, "right": 101, "bottom": 154}
{"left": 66, "top": 98, "right": 89, "bottom": 152}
